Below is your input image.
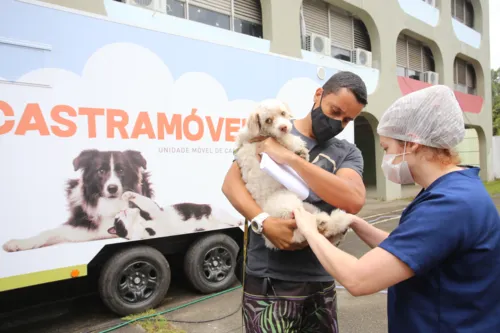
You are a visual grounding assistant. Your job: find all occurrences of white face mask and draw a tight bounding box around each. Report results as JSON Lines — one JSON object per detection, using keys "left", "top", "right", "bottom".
{"left": 381, "top": 142, "right": 415, "bottom": 185}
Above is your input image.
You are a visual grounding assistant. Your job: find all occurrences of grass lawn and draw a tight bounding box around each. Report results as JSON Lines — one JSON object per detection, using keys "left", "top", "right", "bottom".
{"left": 484, "top": 180, "right": 500, "bottom": 196}
{"left": 122, "top": 309, "right": 186, "bottom": 333}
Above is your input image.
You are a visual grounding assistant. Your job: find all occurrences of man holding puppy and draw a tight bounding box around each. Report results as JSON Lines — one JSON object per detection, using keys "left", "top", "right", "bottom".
{"left": 222, "top": 71, "right": 368, "bottom": 332}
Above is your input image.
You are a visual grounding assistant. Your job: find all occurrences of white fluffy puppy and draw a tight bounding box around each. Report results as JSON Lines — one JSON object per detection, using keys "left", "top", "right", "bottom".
{"left": 108, "top": 192, "right": 240, "bottom": 240}
{"left": 234, "top": 99, "right": 351, "bottom": 249}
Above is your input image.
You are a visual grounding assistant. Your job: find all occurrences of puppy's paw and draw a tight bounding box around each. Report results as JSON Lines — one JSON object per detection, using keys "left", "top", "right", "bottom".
{"left": 3, "top": 238, "right": 41, "bottom": 252}
{"left": 295, "top": 148, "right": 309, "bottom": 161}
{"left": 121, "top": 191, "right": 136, "bottom": 201}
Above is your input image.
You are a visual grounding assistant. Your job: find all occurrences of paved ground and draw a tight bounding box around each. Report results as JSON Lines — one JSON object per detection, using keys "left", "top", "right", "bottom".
{"left": 1, "top": 196, "right": 498, "bottom": 333}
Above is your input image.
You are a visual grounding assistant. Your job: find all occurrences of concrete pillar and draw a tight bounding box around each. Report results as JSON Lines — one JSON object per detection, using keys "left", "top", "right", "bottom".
{"left": 260, "top": 0, "right": 303, "bottom": 58}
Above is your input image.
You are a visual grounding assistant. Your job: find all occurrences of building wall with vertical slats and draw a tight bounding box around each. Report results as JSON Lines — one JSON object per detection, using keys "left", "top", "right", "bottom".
{"left": 464, "top": 1, "right": 474, "bottom": 28}
{"left": 302, "top": 0, "right": 371, "bottom": 54}
{"left": 302, "top": 0, "right": 329, "bottom": 37}
{"left": 353, "top": 19, "right": 370, "bottom": 51}
{"left": 407, "top": 40, "right": 422, "bottom": 71}
{"left": 466, "top": 64, "right": 476, "bottom": 87}
{"left": 422, "top": 47, "right": 434, "bottom": 72}
{"left": 234, "top": 0, "right": 262, "bottom": 24}
{"left": 329, "top": 8, "right": 353, "bottom": 50}
{"left": 396, "top": 37, "right": 408, "bottom": 67}
{"left": 455, "top": 58, "right": 467, "bottom": 84}
{"left": 397, "top": 35, "right": 435, "bottom": 74}
{"left": 189, "top": 0, "right": 231, "bottom": 14}
{"left": 455, "top": 0, "right": 465, "bottom": 22}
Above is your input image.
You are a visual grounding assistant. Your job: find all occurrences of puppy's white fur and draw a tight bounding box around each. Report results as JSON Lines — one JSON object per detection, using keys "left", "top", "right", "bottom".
{"left": 114, "top": 192, "right": 241, "bottom": 240}
{"left": 234, "top": 99, "right": 351, "bottom": 249}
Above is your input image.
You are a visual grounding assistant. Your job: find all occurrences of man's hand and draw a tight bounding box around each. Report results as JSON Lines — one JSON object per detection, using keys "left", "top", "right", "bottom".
{"left": 262, "top": 217, "right": 308, "bottom": 250}
{"left": 255, "top": 138, "right": 297, "bottom": 165}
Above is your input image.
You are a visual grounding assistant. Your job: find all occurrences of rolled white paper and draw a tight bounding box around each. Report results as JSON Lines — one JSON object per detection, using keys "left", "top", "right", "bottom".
{"left": 259, "top": 153, "right": 310, "bottom": 200}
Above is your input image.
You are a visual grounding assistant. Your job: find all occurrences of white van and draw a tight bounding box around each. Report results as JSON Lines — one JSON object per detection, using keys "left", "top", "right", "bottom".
{"left": 0, "top": 0, "right": 369, "bottom": 316}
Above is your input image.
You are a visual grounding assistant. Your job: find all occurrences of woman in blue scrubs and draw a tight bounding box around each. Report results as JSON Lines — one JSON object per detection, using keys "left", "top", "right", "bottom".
{"left": 293, "top": 85, "right": 500, "bottom": 333}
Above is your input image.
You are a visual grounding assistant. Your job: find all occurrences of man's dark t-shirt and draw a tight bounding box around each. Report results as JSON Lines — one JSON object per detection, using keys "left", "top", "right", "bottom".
{"left": 245, "top": 121, "right": 364, "bottom": 282}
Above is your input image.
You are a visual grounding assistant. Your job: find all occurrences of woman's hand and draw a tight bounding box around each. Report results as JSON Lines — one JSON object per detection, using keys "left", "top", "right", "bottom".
{"left": 293, "top": 207, "right": 320, "bottom": 239}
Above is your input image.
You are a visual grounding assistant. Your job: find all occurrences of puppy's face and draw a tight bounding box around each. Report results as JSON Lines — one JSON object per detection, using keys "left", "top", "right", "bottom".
{"left": 247, "top": 99, "right": 293, "bottom": 139}
{"left": 108, "top": 208, "right": 155, "bottom": 240}
{"left": 73, "top": 150, "right": 147, "bottom": 202}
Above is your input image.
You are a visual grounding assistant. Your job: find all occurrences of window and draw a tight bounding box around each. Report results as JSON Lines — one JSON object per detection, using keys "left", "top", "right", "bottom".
{"left": 452, "top": 0, "right": 474, "bottom": 29}
{"left": 396, "top": 35, "right": 435, "bottom": 82}
{"left": 331, "top": 46, "right": 351, "bottom": 61}
{"left": 234, "top": 18, "right": 263, "bottom": 38}
{"left": 396, "top": 66, "right": 406, "bottom": 76}
{"left": 301, "top": 1, "right": 371, "bottom": 65}
{"left": 189, "top": 5, "right": 230, "bottom": 30}
{"left": 454, "top": 58, "right": 477, "bottom": 95}
{"left": 167, "top": 0, "right": 184, "bottom": 18}
{"left": 122, "top": 0, "right": 263, "bottom": 38}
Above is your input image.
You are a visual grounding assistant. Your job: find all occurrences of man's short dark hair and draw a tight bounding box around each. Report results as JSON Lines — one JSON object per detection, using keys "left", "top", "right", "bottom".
{"left": 322, "top": 71, "right": 368, "bottom": 105}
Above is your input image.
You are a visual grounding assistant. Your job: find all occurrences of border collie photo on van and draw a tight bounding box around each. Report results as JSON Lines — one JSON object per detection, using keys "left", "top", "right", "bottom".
{"left": 2, "top": 149, "right": 240, "bottom": 252}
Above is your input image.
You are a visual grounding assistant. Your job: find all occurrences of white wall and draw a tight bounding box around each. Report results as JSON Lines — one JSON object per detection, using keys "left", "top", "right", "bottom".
{"left": 456, "top": 128, "right": 480, "bottom": 166}
{"left": 493, "top": 136, "right": 500, "bottom": 179}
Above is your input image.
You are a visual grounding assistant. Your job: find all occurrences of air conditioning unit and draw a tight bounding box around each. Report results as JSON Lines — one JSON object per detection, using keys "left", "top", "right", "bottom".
{"left": 125, "top": 0, "right": 167, "bottom": 14}
{"left": 423, "top": 71, "right": 439, "bottom": 85}
{"left": 306, "top": 33, "right": 331, "bottom": 57}
{"left": 351, "top": 48, "right": 372, "bottom": 68}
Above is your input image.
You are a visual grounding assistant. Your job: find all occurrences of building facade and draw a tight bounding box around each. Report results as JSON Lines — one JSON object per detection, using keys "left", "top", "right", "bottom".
{"left": 32, "top": 0, "right": 492, "bottom": 200}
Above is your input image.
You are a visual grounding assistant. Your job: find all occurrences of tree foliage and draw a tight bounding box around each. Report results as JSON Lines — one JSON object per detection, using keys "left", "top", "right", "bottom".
{"left": 492, "top": 68, "right": 500, "bottom": 136}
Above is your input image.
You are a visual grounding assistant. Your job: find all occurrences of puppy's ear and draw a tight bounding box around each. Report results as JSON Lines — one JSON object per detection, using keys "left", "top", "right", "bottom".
{"left": 73, "top": 149, "right": 99, "bottom": 171}
{"left": 246, "top": 110, "right": 262, "bottom": 137}
{"left": 107, "top": 226, "right": 117, "bottom": 235}
{"left": 281, "top": 101, "right": 294, "bottom": 119}
{"left": 124, "top": 150, "right": 147, "bottom": 169}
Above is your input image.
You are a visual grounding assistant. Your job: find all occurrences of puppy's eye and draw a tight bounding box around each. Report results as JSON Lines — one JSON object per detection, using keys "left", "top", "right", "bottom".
{"left": 281, "top": 111, "right": 286, "bottom": 116}
{"left": 98, "top": 168, "right": 105, "bottom": 175}
{"left": 265, "top": 118, "right": 272, "bottom": 124}
{"left": 116, "top": 168, "right": 124, "bottom": 174}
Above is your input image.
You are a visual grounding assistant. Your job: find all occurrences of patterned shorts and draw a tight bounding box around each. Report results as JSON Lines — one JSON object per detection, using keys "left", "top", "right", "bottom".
{"left": 242, "top": 274, "right": 339, "bottom": 333}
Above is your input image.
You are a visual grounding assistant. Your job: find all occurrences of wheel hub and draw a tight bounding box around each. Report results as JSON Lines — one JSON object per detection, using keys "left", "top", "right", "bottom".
{"left": 118, "top": 261, "right": 160, "bottom": 303}
{"left": 203, "top": 247, "right": 233, "bottom": 283}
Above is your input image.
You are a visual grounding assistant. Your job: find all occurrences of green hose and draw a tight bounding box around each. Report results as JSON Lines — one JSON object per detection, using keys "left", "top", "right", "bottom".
{"left": 98, "top": 285, "right": 243, "bottom": 333}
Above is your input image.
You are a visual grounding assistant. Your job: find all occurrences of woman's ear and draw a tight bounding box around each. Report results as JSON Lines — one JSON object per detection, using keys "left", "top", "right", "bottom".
{"left": 407, "top": 142, "right": 421, "bottom": 154}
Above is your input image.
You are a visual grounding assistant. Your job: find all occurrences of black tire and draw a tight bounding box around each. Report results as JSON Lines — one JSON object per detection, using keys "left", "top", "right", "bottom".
{"left": 98, "top": 245, "right": 171, "bottom": 316}
{"left": 184, "top": 233, "right": 239, "bottom": 294}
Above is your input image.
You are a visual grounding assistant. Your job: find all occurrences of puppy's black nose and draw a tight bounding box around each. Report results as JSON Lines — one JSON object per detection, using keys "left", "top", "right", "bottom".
{"left": 107, "top": 185, "right": 118, "bottom": 194}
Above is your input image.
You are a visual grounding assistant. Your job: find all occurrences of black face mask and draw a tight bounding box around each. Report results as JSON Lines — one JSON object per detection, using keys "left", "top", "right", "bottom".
{"left": 311, "top": 95, "right": 344, "bottom": 144}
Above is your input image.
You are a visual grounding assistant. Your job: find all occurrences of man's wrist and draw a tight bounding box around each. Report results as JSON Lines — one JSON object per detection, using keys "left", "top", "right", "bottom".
{"left": 286, "top": 152, "right": 303, "bottom": 168}
{"left": 250, "top": 212, "right": 270, "bottom": 234}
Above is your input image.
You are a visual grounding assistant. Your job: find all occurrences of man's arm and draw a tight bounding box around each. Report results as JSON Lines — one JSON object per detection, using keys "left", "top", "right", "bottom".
{"left": 222, "top": 162, "right": 262, "bottom": 221}
{"left": 287, "top": 158, "right": 365, "bottom": 214}
{"left": 255, "top": 139, "right": 366, "bottom": 214}
{"left": 221, "top": 161, "right": 306, "bottom": 250}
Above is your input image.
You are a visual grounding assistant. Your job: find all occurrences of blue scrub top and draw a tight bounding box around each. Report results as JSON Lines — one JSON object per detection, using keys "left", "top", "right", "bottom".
{"left": 379, "top": 167, "right": 500, "bottom": 333}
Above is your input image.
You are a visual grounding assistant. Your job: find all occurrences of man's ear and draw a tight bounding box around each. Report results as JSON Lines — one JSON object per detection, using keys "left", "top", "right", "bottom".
{"left": 246, "top": 110, "right": 262, "bottom": 137}
{"left": 314, "top": 87, "right": 323, "bottom": 103}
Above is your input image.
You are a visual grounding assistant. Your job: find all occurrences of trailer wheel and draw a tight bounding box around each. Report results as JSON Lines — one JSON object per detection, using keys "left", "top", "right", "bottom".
{"left": 98, "top": 245, "right": 171, "bottom": 316}
{"left": 184, "top": 233, "right": 239, "bottom": 294}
